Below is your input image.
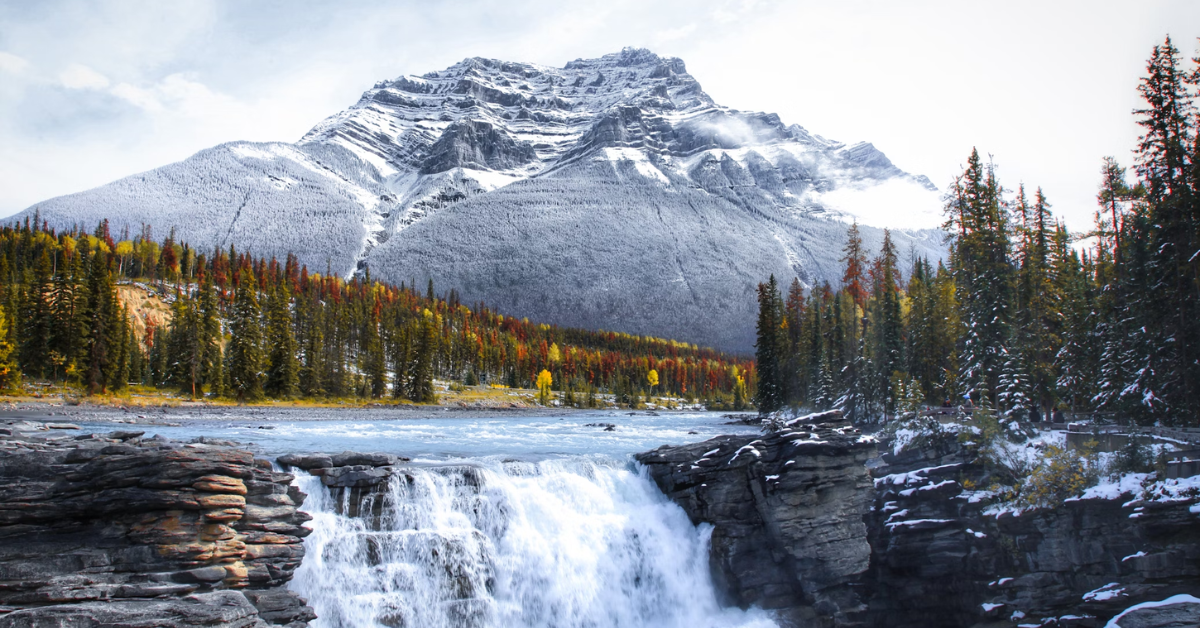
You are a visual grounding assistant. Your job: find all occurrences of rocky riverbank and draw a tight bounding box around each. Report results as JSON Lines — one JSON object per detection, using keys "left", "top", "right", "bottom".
{"left": 636, "top": 411, "right": 1200, "bottom": 628}
{"left": 0, "top": 421, "right": 314, "bottom": 627}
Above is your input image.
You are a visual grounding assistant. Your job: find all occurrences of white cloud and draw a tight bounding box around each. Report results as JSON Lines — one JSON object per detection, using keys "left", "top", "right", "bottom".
{"left": 59, "top": 63, "right": 111, "bottom": 89}
{"left": 1, "top": 0, "right": 1199, "bottom": 228}
{"left": 655, "top": 24, "right": 696, "bottom": 43}
{"left": 0, "top": 52, "right": 29, "bottom": 75}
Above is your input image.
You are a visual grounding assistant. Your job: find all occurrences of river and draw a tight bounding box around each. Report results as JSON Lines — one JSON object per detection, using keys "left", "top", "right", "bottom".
{"left": 72, "top": 409, "right": 778, "bottom": 628}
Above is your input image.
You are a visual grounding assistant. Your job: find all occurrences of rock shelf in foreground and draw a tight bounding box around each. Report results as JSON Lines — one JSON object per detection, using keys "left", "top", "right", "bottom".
{"left": 635, "top": 410, "right": 877, "bottom": 626}
{"left": 0, "top": 421, "right": 314, "bottom": 628}
{"left": 637, "top": 411, "right": 1200, "bottom": 628}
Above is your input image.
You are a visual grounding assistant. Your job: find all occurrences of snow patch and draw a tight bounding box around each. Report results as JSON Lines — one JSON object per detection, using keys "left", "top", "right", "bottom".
{"left": 601, "top": 147, "right": 670, "bottom": 183}
{"left": 1083, "top": 583, "right": 1126, "bottom": 602}
{"left": 1104, "top": 594, "right": 1200, "bottom": 628}
{"left": 231, "top": 145, "right": 278, "bottom": 161}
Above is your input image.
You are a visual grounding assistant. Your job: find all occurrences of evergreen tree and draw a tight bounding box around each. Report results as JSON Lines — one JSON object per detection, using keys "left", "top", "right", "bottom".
{"left": 197, "top": 272, "right": 223, "bottom": 397}
{"left": 226, "top": 269, "right": 264, "bottom": 402}
{"left": 18, "top": 249, "right": 53, "bottom": 378}
{"left": 872, "top": 229, "right": 904, "bottom": 417}
{"left": 80, "top": 250, "right": 121, "bottom": 394}
{"left": 264, "top": 283, "right": 300, "bottom": 398}
{"left": 754, "top": 275, "right": 784, "bottom": 414}
{"left": 945, "top": 149, "right": 1013, "bottom": 407}
{"left": 409, "top": 309, "right": 437, "bottom": 403}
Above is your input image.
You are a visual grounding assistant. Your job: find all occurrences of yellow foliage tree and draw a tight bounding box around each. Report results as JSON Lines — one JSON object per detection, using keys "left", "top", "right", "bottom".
{"left": 536, "top": 369, "right": 553, "bottom": 405}
{"left": 0, "top": 304, "right": 19, "bottom": 392}
{"left": 548, "top": 343, "right": 562, "bottom": 364}
{"left": 647, "top": 369, "right": 659, "bottom": 401}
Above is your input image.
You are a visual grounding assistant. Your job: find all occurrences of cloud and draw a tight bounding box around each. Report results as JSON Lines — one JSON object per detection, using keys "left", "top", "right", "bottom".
{"left": 655, "top": 24, "right": 696, "bottom": 44}
{"left": 0, "top": 52, "right": 29, "bottom": 75}
{"left": 59, "top": 63, "right": 111, "bottom": 89}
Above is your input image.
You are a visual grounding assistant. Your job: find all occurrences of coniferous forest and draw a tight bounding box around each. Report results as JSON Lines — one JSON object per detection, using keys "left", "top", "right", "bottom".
{"left": 754, "top": 37, "right": 1200, "bottom": 428}
{"left": 0, "top": 220, "right": 752, "bottom": 407}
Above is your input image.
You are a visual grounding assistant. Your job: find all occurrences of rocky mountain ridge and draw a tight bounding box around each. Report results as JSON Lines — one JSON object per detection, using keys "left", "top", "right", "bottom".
{"left": 13, "top": 49, "right": 946, "bottom": 351}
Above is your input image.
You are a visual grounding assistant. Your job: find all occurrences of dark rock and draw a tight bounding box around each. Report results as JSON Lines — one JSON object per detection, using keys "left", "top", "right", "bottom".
{"left": 321, "top": 464, "right": 394, "bottom": 488}
{"left": 276, "top": 453, "right": 328, "bottom": 470}
{"left": 1112, "top": 600, "right": 1200, "bottom": 628}
{"left": 330, "top": 451, "right": 401, "bottom": 467}
{"left": 638, "top": 420, "right": 1200, "bottom": 627}
{"left": 636, "top": 411, "right": 876, "bottom": 624}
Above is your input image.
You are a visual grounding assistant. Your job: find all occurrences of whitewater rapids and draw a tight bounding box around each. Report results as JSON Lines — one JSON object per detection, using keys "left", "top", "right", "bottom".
{"left": 290, "top": 458, "right": 777, "bottom": 628}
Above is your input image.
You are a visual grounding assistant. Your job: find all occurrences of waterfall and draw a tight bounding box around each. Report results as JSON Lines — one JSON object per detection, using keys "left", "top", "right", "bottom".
{"left": 290, "top": 458, "right": 777, "bottom": 628}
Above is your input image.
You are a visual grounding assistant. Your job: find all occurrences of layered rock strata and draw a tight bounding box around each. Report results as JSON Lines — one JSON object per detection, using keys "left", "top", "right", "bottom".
{"left": 0, "top": 421, "right": 314, "bottom": 628}
{"left": 866, "top": 435, "right": 1200, "bottom": 628}
{"left": 637, "top": 415, "right": 1200, "bottom": 628}
{"left": 634, "top": 410, "right": 877, "bottom": 627}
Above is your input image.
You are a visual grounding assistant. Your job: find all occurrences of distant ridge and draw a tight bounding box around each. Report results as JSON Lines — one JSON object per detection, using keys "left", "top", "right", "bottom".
{"left": 14, "top": 48, "right": 946, "bottom": 351}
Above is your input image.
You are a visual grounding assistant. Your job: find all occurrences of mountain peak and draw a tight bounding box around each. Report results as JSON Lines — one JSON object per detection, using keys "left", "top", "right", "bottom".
{"left": 15, "top": 49, "right": 946, "bottom": 352}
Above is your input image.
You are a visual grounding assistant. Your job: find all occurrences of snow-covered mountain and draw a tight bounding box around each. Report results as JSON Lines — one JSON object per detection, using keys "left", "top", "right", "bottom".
{"left": 15, "top": 48, "right": 946, "bottom": 352}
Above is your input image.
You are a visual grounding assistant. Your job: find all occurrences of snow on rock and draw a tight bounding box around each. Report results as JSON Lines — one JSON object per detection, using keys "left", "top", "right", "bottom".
{"left": 12, "top": 49, "right": 947, "bottom": 353}
{"left": 1104, "top": 594, "right": 1200, "bottom": 628}
{"left": 1082, "top": 583, "right": 1126, "bottom": 602}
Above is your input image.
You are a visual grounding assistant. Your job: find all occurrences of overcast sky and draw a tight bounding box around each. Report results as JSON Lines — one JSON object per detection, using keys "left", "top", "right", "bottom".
{"left": 1, "top": 0, "right": 1197, "bottom": 228}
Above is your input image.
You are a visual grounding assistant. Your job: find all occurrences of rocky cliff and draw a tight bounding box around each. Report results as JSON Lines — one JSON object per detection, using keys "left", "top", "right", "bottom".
{"left": 635, "top": 410, "right": 877, "bottom": 626}
{"left": 0, "top": 421, "right": 314, "bottom": 628}
{"left": 636, "top": 413, "right": 1200, "bottom": 628}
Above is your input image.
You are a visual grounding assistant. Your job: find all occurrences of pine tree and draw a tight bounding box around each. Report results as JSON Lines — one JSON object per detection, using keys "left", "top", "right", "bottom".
{"left": 1127, "top": 35, "right": 1199, "bottom": 422}
{"left": 80, "top": 250, "right": 120, "bottom": 394}
{"left": 754, "top": 275, "right": 784, "bottom": 414}
{"left": 18, "top": 249, "right": 53, "bottom": 378}
{"left": 49, "top": 249, "right": 85, "bottom": 382}
{"left": 409, "top": 309, "right": 438, "bottom": 403}
{"left": 226, "top": 269, "right": 264, "bottom": 402}
{"left": 946, "top": 149, "right": 1013, "bottom": 407}
{"left": 264, "top": 283, "right": 300, "bottom": 398}
{"left": 197, "top": 272, "right": 223, "bottom": 397}
{"left": 872, "top": 229, "right": 905, "bottom": 417}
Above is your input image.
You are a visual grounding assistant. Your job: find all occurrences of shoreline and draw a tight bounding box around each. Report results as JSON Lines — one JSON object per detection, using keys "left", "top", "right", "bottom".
{"left": 0, "top": 397, "right": 738, "bottom": 427}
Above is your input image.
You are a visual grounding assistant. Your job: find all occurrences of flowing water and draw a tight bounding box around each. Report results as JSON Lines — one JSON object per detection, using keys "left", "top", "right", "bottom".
{"left": 75, "top": 411, "right": 777, "bottom": 628}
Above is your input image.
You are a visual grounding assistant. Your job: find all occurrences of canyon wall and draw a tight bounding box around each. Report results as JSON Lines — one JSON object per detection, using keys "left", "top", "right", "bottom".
{"left": 0, "top": 422, "right": 314, "bottom": 628}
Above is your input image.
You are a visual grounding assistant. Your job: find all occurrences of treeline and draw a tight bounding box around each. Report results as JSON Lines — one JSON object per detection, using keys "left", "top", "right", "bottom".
{"left": 0, "top": 222, "right": 752, "bottom": 404}
{"left": 754, "top": 36, "right": 1200, "bottom": 427}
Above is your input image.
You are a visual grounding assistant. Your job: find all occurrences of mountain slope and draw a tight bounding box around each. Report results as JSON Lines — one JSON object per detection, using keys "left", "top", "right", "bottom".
{"left": 15, "top": 48, "right": 947, "bottom": 352}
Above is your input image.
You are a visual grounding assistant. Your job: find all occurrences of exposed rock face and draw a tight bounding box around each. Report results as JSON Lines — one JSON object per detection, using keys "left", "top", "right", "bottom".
{"left": 0, "top": 421, "right": 314, "bottom": 627}
{"left": 12, "top": 49, "right": 947, "bottom": 354}
{"left": 637, "top": 417, "right": 1200, "bottom": 628}
{"left": 866, "top": 437, "right": 1200, "bottom": 628}
{"left": 635, "top": 411, "right": 877, "bottom": 626}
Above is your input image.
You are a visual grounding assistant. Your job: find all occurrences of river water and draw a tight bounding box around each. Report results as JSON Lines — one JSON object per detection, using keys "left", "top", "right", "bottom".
{"left": 76, "top": 411, "right": 778, "bottom": 628}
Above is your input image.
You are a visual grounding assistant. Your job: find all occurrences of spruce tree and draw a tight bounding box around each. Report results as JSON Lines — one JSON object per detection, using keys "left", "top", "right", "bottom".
{"left": 409, "top": 309, "right": 437, "bottom": 403}
{"left": 264, "top": 283, "right": 300, "bottom": 398}
{"left": 18, "top": 249, "right": 53, "bottom": 378}
{"left": 872, "top": 230, "right": 905, "bottom": 417}
{"left": 81, "top": 250, "right": 120, "bottom": 394}
{"left": 198, "top": 272, "right": 224, "bottom": 397}
{"left": 945, "top": 149, "right": 1013, "bottom": 408}
{"left": 754, "top": 275, "right": 784, "bottom": 415}
{"left": 226, "top": 268, "right": 264, "bottom": 402}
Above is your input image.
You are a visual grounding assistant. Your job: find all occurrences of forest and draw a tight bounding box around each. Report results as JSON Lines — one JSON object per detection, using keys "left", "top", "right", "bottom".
{"left": 0, "top": 221, "right": 752, "bottom": 407}
{"left": 754, "top": 36, "right": 1200, "bottom": 428}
